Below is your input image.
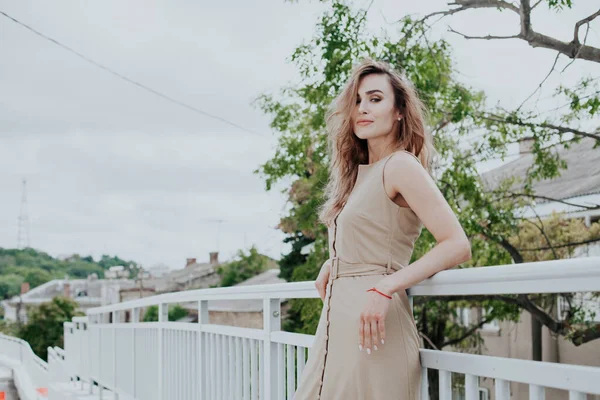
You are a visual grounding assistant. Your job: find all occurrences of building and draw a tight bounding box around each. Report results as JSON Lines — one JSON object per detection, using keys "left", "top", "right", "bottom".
{"left": 145, "top": 252, "right": 222, "bottom": 293}
{"left": 104, "top": 265, "right": 130, "bottom": 279}
{"left": 0, "top": 275, "right": 138, "bottom": 324}
{"left": 461, "top": 136, "right": 600, "bottom": 399}
{"left": 145, "top": 263, "right": 170, "bottom": 278}
{"left": 181, "top": 268, "right": 288, "bottom": 328}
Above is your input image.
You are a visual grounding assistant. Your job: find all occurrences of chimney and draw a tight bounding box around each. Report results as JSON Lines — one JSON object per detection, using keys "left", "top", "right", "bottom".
{"left": 64, "top": 282, "right": 71, "bottom": 298}
{"left": 209, "top": 252, "right": 219, "bottom": 266}
{"left": 21, "top": 282, "right": 30, "bottom": 295}
{"left": 185, "top": 258, "right": 197, "bottom": 268}
{"left": 518, "top": 137, "right": 534, "bottom": 156}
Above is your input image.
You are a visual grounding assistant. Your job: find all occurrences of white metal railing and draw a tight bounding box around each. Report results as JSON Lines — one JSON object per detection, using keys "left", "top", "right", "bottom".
{"left": 0, "top": 333, "right": 48, "bottom": 400}
{"left": 47, "top": 346, "right": 69, "bottom": 385}
{"left": 56, "top": 257, "right": 600, "bottom": 400}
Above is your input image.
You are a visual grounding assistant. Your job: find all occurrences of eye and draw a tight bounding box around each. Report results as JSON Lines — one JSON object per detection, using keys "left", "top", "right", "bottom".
{"left": 356, "top": 97, "right": 381, "bottom": 104}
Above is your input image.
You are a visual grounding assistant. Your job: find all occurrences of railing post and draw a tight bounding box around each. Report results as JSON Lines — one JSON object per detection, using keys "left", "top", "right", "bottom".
{"left": 263, "top": 297, "right": 281, "bottom": 400}
{"left": 421, "top": 367, "right": 429, "bottom": 400}
{"left": 495, "top": 379, "right": 510, "bottom": 400}
{"left": 158, "top": 303, "right": 168, "bottom": 400}
{"left": 530, "top": 384, "right": 545, "bottom": 400}
{"left": 97, "top": 313, "right": 104, "bottom": 395}
{"left": 465, "top": 374, "right": 478, "bottom": 400}
{"left": 112, "top": 311, "right": 120, "bottom": 399}
{"left": 88, "top": 315, "right": 98, "bottom": 395}
{"left": 198, "top": 300, "right": 209, "bottom": 400}
{"left": 439, "top": 370, "right": 451, "bottom": 400}
{"left": 132, "top": 308, "right": 139, "bottom": 397}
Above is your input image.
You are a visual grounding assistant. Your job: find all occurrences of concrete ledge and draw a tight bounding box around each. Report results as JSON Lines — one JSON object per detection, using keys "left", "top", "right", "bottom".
{"left": 49, "top": 382, "right": 121, "bottom": 400}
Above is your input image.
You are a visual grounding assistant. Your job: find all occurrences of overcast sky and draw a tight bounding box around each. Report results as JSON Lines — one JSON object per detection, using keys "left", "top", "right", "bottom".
{"left": 1, "top": 0, "right": 598, "bottom": 270}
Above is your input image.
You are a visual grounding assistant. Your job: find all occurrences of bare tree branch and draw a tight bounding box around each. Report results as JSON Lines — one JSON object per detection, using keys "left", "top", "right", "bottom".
{"left": 448, "top": 27, "right": 520, "bottom": 40}
{"left": 480, "top": 114, "right": 600, "bottom": 141}
{"left": 442, "top": 317, "right": 493, "bottom": 347}
{"left": 517, "top": 52, "right": 561, "bottom": 111}
{"left": 492, "top": 190, "right": 600, "bottom": 211}
{"left": 522, "top": 214, "right": 558, "bottom": 259}
{"left": 517, "top": 293, "right": 563, "bottom": 332}
{"left": 438, "top": 0, "right": 600, "bottom": 63}
{"left": 563, "top": 22, "right": 591, "bottom": 73}
{"left": 449, "top": 0, "right": 520, "bottom": 14}
{"left": 531, "top": 0, "right": 543, "bottom": 10}
{"left": 574, "top": 9, "right": 600, "bottom": 45}
{"left": 515, "top": 236, "right": 600, "bottom": 252}
{"left": 423, "top": 294, "right": 600, "bottom": 345}
{"left": 419, "top": 331, "right": 440, "bottom": 350}
{"left": 570, "top": 324, "right": 600, "bottom": 346}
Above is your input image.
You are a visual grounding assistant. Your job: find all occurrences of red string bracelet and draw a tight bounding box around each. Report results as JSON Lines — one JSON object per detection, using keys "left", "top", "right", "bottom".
{"left": 366, "top": 287, "right": 392, "bottom": 299}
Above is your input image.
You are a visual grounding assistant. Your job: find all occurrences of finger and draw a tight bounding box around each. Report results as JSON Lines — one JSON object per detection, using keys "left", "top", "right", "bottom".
{"left": 378, "top": 317, "right": 386, "bottom": 345}
{"left": 370, "top": 319, "right": 379, "bottom": 351}
{"left": 364, "top": 320, "right": 371, "bottom": 354}
{"left": 358, "top": 317, "right": 364, "bottom": 351}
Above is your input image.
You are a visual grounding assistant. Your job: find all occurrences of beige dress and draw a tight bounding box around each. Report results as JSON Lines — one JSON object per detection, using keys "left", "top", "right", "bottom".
{"left": 293, "top": 150, "right": 424, "bottom": 400}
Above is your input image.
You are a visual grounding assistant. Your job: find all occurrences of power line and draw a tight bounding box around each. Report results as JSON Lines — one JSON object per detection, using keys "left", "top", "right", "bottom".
{"left": 0, "top": 9, "right": 267, "bottom": 138}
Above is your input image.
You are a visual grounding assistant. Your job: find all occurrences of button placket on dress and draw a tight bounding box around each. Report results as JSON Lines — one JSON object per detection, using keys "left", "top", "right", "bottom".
{"left": 317, "top": 214, "right": 340, "bottom": 399}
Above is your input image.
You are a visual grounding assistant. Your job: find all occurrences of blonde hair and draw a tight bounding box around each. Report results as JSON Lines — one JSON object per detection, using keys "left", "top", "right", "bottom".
{"left": 318, "top": 58, "right": 437, "bottom": 226}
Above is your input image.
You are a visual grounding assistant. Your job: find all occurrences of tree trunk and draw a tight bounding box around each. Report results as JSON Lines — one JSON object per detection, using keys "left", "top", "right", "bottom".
{"left": 428, "top": 369, "right": 439, "bottom": 400}
{"left": 532, "top": 316, "right": 542, "bottom": 361}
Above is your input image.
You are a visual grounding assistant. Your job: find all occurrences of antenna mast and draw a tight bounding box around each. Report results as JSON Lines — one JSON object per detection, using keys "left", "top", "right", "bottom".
{"left": 17, "top": 179, "right": 30, "bottom": 249}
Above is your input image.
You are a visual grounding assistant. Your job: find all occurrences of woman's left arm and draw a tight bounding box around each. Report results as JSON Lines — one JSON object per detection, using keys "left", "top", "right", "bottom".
{"left": 376, "top": 153, "right": 472, "bottom": 295}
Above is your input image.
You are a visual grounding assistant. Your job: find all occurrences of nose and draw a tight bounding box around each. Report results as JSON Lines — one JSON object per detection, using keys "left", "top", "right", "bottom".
{"left": 357, "top": 98, "right": 368, "bottom": 115}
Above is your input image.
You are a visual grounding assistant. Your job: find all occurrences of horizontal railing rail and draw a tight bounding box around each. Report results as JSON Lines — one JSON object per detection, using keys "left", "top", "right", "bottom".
{"left": 58, "top": 257, "right": 600, "bottom": 400}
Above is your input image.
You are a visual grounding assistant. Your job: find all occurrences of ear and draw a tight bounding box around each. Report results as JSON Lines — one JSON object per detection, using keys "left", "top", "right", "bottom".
{"left": 396, "top": 113, "right": 403, "bottom": 121}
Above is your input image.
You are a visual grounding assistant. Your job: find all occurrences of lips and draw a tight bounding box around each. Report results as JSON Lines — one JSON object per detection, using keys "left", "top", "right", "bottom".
{"left": 357, "top": 120, "right": 373, "bottom": 126}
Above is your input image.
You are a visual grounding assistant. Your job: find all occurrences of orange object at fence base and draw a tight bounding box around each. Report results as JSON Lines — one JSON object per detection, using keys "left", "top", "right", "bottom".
{"left": 36, "top": 387, "right": 48, "bottom": 396}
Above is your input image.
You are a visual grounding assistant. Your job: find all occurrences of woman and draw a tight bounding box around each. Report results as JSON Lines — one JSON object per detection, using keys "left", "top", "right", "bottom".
{"left": 293, "top": 58, "right": 472, "bottom": 399}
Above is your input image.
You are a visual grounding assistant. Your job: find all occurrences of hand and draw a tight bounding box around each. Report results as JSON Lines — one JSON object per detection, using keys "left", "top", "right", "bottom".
{"left": 314, "top": 259, "right": 332, "bottom": 302}
{"left": 358, "top": 285, "right": 392, "bottom": 355}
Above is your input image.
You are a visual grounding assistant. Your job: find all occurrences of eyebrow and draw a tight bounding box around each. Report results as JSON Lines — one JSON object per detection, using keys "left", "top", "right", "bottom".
{"left": 357, "top": 89, "right": 384, "bottom": 96}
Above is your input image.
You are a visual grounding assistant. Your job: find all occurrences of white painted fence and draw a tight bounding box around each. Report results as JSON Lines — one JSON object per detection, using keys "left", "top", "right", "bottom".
{"left": 0, "top": 333, "right": 48, "bottom": 400}
{"left": 56, "top": 257, "right": 600, "bottom": 400}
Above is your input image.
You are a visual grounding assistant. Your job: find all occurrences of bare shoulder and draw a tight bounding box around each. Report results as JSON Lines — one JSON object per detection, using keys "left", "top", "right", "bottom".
{"left": 384, "top": 150, "right": 435, "bottom": 197}
{"left": 385, "top": 151, "right": 425, "bottom": 177}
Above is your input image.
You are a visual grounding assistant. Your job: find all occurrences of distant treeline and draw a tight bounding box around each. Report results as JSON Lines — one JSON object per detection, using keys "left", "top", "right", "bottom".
{"left": 0, "top": 247, "right": 140, "bottom": 300}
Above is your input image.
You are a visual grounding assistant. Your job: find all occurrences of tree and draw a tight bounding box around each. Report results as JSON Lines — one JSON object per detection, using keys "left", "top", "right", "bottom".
{"left": 24, "top": 268, "right": 52, "bottom": 288}
{"left": 412, "top": 0, "right": 600, "bottom": 364}
{"left": 0, "top": 248, "right": 142, "bottom": 290}
{"left": 423, "top": 0, "right": 600, "bottom": 64}
{"left": 143, "top": 304, "right": 188, "bottom": 322}
{"left": 216, "top": 245, "right": 271, "bottom": 287}
{"left": 0, "top": 274, "right": 24, "bottom": 300}
{"left": 255, "top": 0, "right": 600, "bottom": 396}
{"left": 18, "top": 296, "right": 83, "bottom": 360}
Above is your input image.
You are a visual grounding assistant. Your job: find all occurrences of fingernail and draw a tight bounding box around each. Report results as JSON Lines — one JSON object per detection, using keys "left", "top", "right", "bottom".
{"left": 358, "top": 345, "right": 362, "bottom": 351}
{"left": 366, "top": 348, "right": 371, "bottom": 355}
{"left": 374, "top": 345, "right": 378, "bottom": 351}
{"left": 381, "top": 339, "right": 385, "bottom": 345}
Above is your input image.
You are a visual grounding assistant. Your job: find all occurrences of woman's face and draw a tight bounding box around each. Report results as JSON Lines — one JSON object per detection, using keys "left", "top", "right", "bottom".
{"left": 352, "top": 73, "right": 401, "bottom": 141}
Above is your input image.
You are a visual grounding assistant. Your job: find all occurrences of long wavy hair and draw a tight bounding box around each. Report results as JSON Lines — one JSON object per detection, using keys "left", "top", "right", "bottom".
{"left": 318, "top": 58, "right": 437, "bottom": 227}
